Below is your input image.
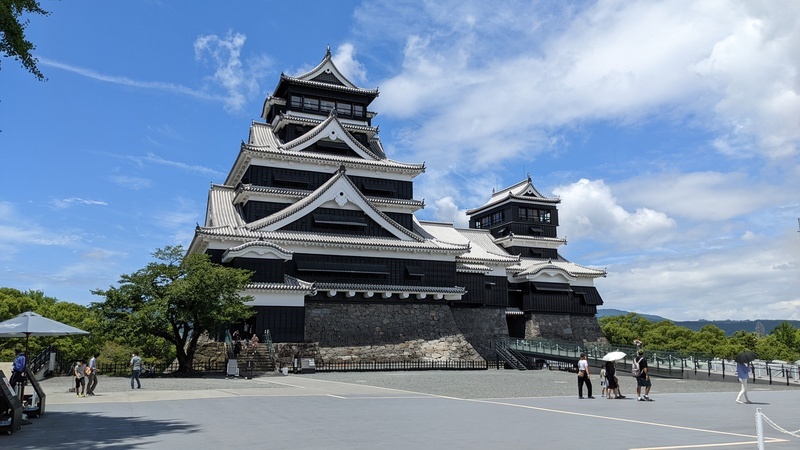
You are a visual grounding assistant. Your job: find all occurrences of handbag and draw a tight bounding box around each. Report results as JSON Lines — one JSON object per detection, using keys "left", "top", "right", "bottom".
{"left": 577, "top": 370, "right": 585, "bottom": 378}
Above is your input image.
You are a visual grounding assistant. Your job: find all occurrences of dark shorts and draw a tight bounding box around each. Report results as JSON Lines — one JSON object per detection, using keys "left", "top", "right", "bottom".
{"left": 75, "top": 377, "right": 85, "bottom": 388}
{"left": 636, "top": 376, "right": 651, "bottom": 387}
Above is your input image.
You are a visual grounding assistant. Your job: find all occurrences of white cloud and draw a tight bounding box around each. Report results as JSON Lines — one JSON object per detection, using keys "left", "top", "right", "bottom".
{"left": 49, "top": 197, "right": 108, "bottom": 209}
{"left": 368, "top": 0, "right": 799, "bottom": 169}
{"left": 431, "top": 196, "right": 469, "bottom": 227}
{"left": 194, "top": 31, "right": 273, "bottom": 113}
{"left": 598, "top": 230, "right": 800, "bottom": 320}
{"left": 109, "top": 175, "right": 153, "bottom": 190}
{"left": 554, "top": 178, "right": 676, "bottom": 249}
{"left": 0, "top": 202, "right": 84, "bottom": 254}
{"left": 613, "top": 171, "right": 784, "bottom": 221}
{"left": 39, "top": 57, "right": 224, "bottom": 102}
{"left": 331, "top": 43, "right": 368, "bottom": 85}
{"left": 142, "top": 153, "right": 225, "bottom": 178}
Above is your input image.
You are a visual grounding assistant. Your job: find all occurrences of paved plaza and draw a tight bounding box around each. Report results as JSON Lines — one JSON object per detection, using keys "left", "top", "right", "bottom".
{"left": 3, "top": 370, "right": 799, "bottom": 449}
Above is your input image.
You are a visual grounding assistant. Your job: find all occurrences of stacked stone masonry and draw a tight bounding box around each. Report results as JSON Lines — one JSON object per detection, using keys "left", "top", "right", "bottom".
{"left": 305, "top": 303, "right": 483, "bottom": 362}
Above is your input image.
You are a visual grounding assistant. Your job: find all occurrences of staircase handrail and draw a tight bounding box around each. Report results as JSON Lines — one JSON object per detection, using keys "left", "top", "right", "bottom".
{"left": 263, "top": 329, "right": 276, "bottom": 368}
{"left": 29, "top": 345, "right": 53, "bottom": 374}
{"left": 493, "top": 341, "right": 526, "bottom": 370}
{"left": 224, "top": 330, "right": 234, "bottom": 358}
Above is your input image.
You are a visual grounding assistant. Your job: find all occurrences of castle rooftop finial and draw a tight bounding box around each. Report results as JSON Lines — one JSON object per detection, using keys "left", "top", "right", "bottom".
{"left": 326, "top": 44, "right": 331, "bottom": 56}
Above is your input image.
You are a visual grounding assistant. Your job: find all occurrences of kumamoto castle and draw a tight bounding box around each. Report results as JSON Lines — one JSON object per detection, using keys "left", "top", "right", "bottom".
{"left": 187, "top": 49, "right": 608, "bottom": 364}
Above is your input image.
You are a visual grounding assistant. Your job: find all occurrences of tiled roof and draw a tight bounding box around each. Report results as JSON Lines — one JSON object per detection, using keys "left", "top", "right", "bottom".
{"left": 457, "top": 263, "right": 492, "bottom": 273}
{"left": 222, "top": 240, "right": 293, "bottom": 262}
{"left": 245, "top": 275, "right": 316, "bottom": 294}
{"left": 206, "top": 185, "right": 245, "bottom": 228}
{"left": 493, "top": 234, "right": 567, "bottom": 247}
{"left": 467, "top": 177, "right": 560, "bottom": 215}
{"left": 195, "top": 227, "right": 469, "bottom": 253}
{"left": 510, "top": 257, "right": 606, "bottom": 279}
{"left": 288, "top": 47, "right": 369, "bottom": 93}
{"left": 277, "top": 112, "right": 377, "bottom": 136}
{"left": 281, "top": 111, "right": 382, "bottom": 161}
{"left": 312, "top": 282, "right": 466, "bottom": 295}
{"left": 240, "top": 143, "right": 425, "bottom": 173}
{"left": 233, "top": 184, "right": 425, "bottom": 209}
{"left": 280, "top": 74, "right": 379, "bottom": 96}
{"left": 416, "top": 220, "right": 520, "bottom": 265}
{"left": 248, "top": 121, "right": 282, "bottom": 147}
{"left": 244, "top": 168, "right": 425, "bottom": 242}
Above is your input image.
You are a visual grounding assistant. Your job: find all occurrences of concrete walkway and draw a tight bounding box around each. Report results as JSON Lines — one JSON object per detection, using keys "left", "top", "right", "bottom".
{"left": 3, "top": 371, "right": 799, "bottom": 449}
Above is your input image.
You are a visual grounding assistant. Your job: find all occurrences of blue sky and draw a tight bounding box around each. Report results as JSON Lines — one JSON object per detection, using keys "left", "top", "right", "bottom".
{"left": 1, "top": 1, "right": 798, "bottom": 321}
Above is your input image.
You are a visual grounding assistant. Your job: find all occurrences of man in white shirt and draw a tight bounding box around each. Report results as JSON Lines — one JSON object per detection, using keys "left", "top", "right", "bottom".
{"left": 130, "top": 352, "right": 143, "bottom": 389}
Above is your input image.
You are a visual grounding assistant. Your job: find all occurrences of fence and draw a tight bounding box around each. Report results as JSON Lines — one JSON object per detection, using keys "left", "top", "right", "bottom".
{"left": 316, "top": 360, "right": 488, "bottom": 372}
{"left": 97, "top": 360, "right": 228, "bottom": 376}
{"left": 500, "top": 338, "right": 800, "bottom": 385}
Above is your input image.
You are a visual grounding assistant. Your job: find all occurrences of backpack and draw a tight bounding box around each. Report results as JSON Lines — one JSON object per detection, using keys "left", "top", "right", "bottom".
{"left": 632, "top": 357, "right": 642, "bottom": 377}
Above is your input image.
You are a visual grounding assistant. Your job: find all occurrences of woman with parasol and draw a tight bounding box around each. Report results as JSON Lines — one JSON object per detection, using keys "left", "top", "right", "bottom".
{"left": 735, "top": 350, "right": 757, "bottom": 404}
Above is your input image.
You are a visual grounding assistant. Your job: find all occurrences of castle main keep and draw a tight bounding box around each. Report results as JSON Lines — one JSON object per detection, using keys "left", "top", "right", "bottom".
{"left": 187, "top": 49, "right": 607, "bottom": 362}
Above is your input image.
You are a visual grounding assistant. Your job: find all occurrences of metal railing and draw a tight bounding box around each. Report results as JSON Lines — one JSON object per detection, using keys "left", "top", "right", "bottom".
{"left": 263, "top": 329, "right": 276, "bottom": 368}
{"left": 497, "top": 337, "right": 799, "bottom": 385}
{"left": 97, "top": 360, "right": 227, "bottom": 376}
{"left": 316, "top": 360, "right": 488, "bottom": 372}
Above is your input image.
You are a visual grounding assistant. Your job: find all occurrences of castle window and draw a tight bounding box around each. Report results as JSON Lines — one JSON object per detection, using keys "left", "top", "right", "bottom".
{"left": 290, "top": 95, "right": 302, "bottom": 109}
{"left": 518, "top": 207, "right": 552, "bottom": 224}
{"left": 353, "top": 105, "right": 364, "bottom": 117}
{"left": 296, "top": 261, "right": 389, "bottom": 275}
{"left": 303, "top": 98, "right": 320, "bottom": 111}
{"left": 336, "top": 102, "right": 352, "bottom": 116}
{"left": 320, "top": 100, "right": 335, "bottom": 113}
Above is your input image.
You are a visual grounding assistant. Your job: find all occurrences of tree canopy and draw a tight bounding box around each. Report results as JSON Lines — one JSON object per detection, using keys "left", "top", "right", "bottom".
{"left": 599, "top": 313, "right": 800, "bottom": 362}
{"left": 0, "top": 287, "right": 98, "bottom": 362}
{"left": 0, "top": 0, "right": 50, "bottom": 80}
{"left": 91, "top": 246, "right": 254, "bottom": 373}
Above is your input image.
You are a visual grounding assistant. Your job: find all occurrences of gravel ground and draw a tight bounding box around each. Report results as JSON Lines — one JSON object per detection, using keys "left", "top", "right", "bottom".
{"left": 38, "top": 369, "right": 798, "bottom": 399}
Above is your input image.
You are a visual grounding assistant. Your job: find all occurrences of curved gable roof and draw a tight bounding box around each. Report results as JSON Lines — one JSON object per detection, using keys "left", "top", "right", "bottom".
{"left": 282, "top": 110, "right": 382, "bottom": 161}
{"left": 245, "top": 167, "right": 424, "bottom": 242}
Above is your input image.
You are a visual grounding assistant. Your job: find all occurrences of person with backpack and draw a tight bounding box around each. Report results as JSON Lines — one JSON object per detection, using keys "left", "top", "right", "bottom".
{"left": 633, "top": 349, "right": 653, "bottom": 401}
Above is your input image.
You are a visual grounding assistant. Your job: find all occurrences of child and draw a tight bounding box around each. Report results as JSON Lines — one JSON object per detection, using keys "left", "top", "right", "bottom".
{"left": 600, "top": 366, "right": 608, "bottom": 397}
{"left": 74, "top": 359, "right": 87, "bottom": 397}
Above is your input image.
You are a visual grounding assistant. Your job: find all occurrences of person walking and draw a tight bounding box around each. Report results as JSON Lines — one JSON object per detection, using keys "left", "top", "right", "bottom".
{"left": 736, "top": 361, "right": 753, "bottom": 404}
{"left": 74, "top": 359, "right": 87, "bottom": 397}
{"left": 634, "top": 349, "right": 653, "bottom": 401}
{"left": 577, "top": 353, "right": 594, "bottom": 399}
{"left": 86, "top": 353, "right": 99, "bottom": 396}
{"left": 604, "top": 360, "right": 626, "bottom": 399}
{"left": 9, "top": 348, "right": 26, "bottom": 393}
{"left": 250, "top": 333, "right": 259, "bottom": 354}
{"left": 600, "top": 365, "right": 607, "bottom": 397}
{"left": 130, "top": 352, "right": 143, "bottom": 389}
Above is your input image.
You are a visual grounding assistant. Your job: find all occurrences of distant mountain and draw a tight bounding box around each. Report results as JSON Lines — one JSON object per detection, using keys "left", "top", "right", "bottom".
{"left": 596, "top": 308, "right": 667, "bottom": 323}
{"left": 596, "top": 308, "right": 800, "bottom": 335}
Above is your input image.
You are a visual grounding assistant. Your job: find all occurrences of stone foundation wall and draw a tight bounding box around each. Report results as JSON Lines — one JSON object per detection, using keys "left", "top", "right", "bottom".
{"left": 449, "top": 307, "right": 509, "bottom": 361}
{"left": 305, "top": 303, "right": 483, "bottom": 362}
{"left": 525, "top": 313, "right": 607, "bottom": 343}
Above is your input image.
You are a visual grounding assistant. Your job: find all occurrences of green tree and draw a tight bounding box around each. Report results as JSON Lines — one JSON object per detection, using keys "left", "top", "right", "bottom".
{"left": 598, "top": 313, "right": 652, "bottom": 347}
{"left": 0, "top": 288, "right": 98, "bottom": 362}
{"left": 754, "top": 334, "right": 796, "bottom": 362}
{"left": 0, "top": 0, "right": 50, "bottom": 80}
{"left": 769, "top": 322, "right": 796, "bottom": 350}
{"left": 92, "top": 246, "right": 254, "bottom": 374}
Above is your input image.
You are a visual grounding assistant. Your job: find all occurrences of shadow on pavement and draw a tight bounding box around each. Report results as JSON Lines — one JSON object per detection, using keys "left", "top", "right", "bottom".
{"left": 1, "top": 411, "right": 200, "bottom": 449}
